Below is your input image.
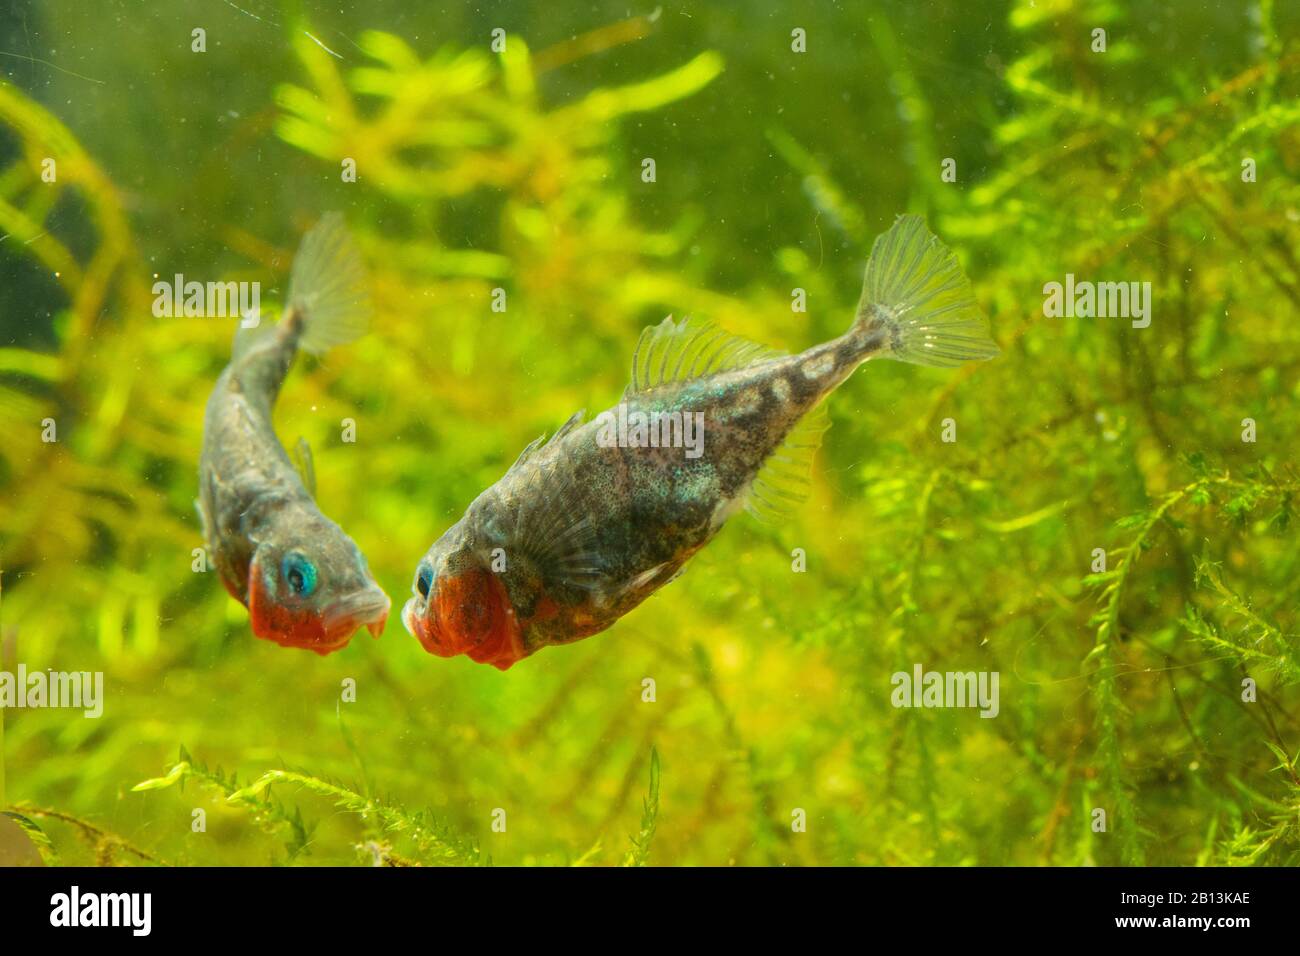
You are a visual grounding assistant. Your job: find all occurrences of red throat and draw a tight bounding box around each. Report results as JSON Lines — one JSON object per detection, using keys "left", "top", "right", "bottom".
{"left": 418, "top": 569, "right": 525, "bottom": 670}
{"left": 247, "top": 560, "right": 342, "bottom": 655}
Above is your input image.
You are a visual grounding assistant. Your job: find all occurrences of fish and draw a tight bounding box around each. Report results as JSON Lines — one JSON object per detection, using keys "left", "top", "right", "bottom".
{"left": 403, "top": 215, "right": 999, "bottom": 669}
{"left": 197, "top": 214, "right": 391, "bottom": 655}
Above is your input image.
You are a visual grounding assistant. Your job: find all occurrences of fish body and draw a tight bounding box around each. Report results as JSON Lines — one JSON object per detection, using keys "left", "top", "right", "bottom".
{"left": 404, "top": 215, "right": 999, "bottom": 669}
{"left": 198, "top": 214, "right": 390, "bottom": 654}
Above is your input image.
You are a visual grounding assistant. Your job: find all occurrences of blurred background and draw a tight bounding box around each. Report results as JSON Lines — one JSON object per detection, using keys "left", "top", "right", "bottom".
{"left": 0, "top": 0, "right": 1298, "bottom": 865}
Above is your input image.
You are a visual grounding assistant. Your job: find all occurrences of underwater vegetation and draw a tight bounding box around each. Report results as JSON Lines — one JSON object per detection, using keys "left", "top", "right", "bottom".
{"left": 0, "top": 0, "right": 1299, "bottom": 866}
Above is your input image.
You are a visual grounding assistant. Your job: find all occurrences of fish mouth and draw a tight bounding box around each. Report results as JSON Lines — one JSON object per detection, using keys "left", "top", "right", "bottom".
{"left": 402, "top": 588, "right": 525, "bottom": 671}
{"left": 402, "top": 597, "right": 440, "bottom": 654}
{"left": 324, "top": 587, "right": 391, "bottom": 643}
{"left": 402, "top": 596, "right": 462, "bottom": 660}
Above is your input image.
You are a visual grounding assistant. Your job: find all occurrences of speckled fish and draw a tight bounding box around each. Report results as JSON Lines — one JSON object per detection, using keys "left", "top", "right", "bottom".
{"left": 403, "top": 215, "right": 998, "bottom": 669}
{"left": 198, "top": 214, "right": 390, "bottom": 654}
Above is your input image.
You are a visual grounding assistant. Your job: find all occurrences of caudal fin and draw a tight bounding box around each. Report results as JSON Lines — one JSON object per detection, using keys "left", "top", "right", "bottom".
{"left": 287, "top": 212, "right": 373, "bottom": 354}
{"left": 852, "top": 214, "right": 999, "bottom": 368}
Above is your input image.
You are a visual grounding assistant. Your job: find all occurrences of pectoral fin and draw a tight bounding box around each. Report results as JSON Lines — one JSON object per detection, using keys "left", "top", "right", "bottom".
{"left": 486, "top": 455, "right": 609, "bottom": 592}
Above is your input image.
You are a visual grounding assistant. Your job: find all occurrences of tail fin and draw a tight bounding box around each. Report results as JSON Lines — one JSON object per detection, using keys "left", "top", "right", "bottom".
{"left": 852, "top": 214, "right": 999, "bottom": 368}
{"left": 287, "top": 212, "right": 373, "bottom": 354}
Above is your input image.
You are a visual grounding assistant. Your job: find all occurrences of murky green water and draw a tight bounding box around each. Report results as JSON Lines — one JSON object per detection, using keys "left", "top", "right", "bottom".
{"left": 0, "top": 0, "right": 1297, "bottom": 866}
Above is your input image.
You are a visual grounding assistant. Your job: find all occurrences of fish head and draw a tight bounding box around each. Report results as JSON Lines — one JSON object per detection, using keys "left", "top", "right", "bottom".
{"left": 402, "top": 524, "right": 524, "bottom": 671}
{"left": 247, "top": 512, "right": 390, "bottom": 655}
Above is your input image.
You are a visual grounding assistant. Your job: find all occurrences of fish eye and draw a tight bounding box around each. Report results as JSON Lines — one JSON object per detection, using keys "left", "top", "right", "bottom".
{"left": 415, "top": 561, "right": 433, "bottom": 600}
{"left": 282, "top": 552, "right": 318, "bottom": 597}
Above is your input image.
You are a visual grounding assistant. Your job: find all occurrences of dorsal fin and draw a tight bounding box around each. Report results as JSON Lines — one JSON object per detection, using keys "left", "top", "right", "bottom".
{"left": 292, "top": 436, "right": 317, "bottom": 498}
{"left": 743, "top": 401, "right": 831, "bottom": 523}
{"left": 547, "top": 409, "right": 586, "bottom": 446}
{"left": 626, "top": 316, "right": 784, "bottom": 396}
{"left": 505, "top": 409, "right": 587, "bottom": 477}
{"left": 507, "top": 434, "right": 546, "bottom": 474}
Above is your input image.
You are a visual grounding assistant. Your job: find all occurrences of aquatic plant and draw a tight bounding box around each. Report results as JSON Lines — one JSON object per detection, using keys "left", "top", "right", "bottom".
{"left": 0, "top": 2, "right": 1297, "bottom": 866}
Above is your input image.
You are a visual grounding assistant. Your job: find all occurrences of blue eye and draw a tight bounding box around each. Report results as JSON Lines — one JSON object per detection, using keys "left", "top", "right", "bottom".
{"left": 282, "top": 552, "right": 318, "bottom": 597}
{"left": 415, "top": 561, "right": 433, "bottom": 599}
